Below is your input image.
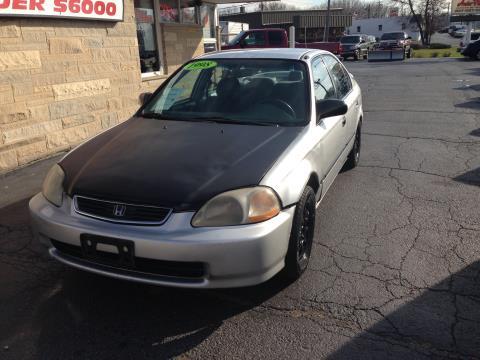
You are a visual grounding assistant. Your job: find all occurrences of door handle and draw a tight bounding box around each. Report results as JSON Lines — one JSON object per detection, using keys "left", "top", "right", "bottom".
{"left": 342, "top": 116, "right": 347, "bottom": 127}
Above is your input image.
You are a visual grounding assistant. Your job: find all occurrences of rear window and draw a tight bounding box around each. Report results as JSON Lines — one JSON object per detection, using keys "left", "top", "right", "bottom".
{"left": 381, "top": 33, "right": 405, "bottom": 40}
{"left": 341, "top": 36, "right": 361, "bottom": 43}
{"left": 269, "top": 31, "right": 284, "bottom": 46}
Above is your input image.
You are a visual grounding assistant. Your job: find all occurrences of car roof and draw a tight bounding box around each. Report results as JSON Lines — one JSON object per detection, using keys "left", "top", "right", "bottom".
{"left": 198, "top": 48, "right": 323, "bottom": 61}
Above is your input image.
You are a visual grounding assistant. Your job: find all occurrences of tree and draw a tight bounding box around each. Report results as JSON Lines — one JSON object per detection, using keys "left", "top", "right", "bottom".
{"left": 391, "top": 0, "right": 448, "bottom": 44}
{"left": 308, "top": 0, "right": 390, "bottom": 18}
{"left": 257, "top": 2, "right": 297, "bottom": 11}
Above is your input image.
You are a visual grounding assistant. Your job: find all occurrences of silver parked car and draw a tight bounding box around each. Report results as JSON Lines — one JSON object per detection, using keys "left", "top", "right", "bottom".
{"left": 30, "top": 49, "right": 363, "bottom": 288}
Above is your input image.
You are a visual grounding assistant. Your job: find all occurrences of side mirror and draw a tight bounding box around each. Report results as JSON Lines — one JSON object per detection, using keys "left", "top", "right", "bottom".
{"left": 316, "top": 99, "right": 348, "bottom": 122}
{"left": 139, "top": 92, "right": 152, "bottom": 105}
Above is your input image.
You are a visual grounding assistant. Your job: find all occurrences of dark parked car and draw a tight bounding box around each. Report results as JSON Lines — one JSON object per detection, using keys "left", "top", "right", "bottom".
{"left": 461, "top": 39, "right": 480, "bottom": 59}
{"left": 339, "top": 35, "right": 374, "bottom": 60}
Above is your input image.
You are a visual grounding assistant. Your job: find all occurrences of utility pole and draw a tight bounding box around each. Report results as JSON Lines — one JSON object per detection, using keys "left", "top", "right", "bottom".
{"left": 323, "top": 0, "right": 331, "bottom": 41}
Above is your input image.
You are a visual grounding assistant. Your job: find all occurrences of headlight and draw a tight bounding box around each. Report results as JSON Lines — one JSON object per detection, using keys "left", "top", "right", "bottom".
{"left": 42, "top": 164, "right": 65, "bottom": 207}
{"left": 192, "top": 187, "right": 281, "bottom": 227}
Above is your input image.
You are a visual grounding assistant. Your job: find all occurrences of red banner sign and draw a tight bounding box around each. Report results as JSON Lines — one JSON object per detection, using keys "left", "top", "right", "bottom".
{"left": 452, "top": 0, "right": 480, "bottom": 15}
{"left": 0, "top": 0, "right": 123, "bottom": 21}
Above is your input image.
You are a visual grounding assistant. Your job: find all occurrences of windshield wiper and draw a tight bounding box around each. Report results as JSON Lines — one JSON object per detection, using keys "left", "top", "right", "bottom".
{"left": 190, "top": 116, "right": 279, "bottom": 127}
{"left": 141, "top": 112, "right": 178, "bottom": 120}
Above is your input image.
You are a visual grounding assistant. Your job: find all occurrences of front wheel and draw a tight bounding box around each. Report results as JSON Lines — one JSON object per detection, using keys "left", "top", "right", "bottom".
{"left": 353, "top": 50, "right": 359, "bottom": 61}
{"left": 284, "top": 186, "right": 316, "bottom": 280}
{"left": 344, "top": 125, "right": 361, "bottom": 170}
{"left": 476, "top": 50, "right": 480, "bottom": 60}
{"left": 407, "top": 48, "right": 412, "bottom": 59}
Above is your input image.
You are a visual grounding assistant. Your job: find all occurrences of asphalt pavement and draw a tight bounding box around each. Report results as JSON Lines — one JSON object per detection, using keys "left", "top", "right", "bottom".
{"left": 1, "top": 58, "right": 480, "bottom": 359}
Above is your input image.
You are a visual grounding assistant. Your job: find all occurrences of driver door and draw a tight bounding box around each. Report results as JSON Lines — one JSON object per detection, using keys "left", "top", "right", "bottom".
{"left": 310, "top": 56, "right": 346, "bottom": 186}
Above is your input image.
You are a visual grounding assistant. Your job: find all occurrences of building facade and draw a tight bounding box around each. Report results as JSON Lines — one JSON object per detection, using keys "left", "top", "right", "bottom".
{"left": 347, "top": 17, "right": 421, "bottom": 41}
{"left": 0, "top": 0, "right": 251, "bottom": 173}
{"left": 220, "top": 10, "right": 352, "bottom": 42}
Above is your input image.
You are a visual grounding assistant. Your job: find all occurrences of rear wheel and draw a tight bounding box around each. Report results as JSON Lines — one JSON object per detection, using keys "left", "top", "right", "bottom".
{"left": 344, "top": 125, "right": 361, "bottom": 170}
{"left": 284, "top": 186, "right": 316, "bottom": 280}
{"left": 353, "top": 50, "right": 359, "bottom": 61}
{"left": 476, "top": 50, "right": 480, "bottom": 60}
{"left": 407, "top": 48, "right": 412, "bottom": 58}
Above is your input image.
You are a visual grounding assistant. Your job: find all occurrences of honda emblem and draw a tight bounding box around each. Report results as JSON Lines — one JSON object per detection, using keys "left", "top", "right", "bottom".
{"left": 113, "top": 204, "right": 127, "bottom": 217}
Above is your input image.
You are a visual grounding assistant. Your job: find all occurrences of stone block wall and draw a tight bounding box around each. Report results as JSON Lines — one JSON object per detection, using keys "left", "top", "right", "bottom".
{"left": 0, "top": 2, "right": 204, "bottom": 173}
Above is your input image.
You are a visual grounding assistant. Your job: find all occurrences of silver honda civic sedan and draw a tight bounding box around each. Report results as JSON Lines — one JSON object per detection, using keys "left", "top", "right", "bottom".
{"left": 30, "top": 48, "right": 363, "bottom": 288}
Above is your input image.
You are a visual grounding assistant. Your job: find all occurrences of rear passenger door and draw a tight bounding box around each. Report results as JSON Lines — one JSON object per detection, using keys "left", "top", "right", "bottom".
{"left": 322, "top": 54, "right": 359, "bottom": 151}
{"left": 310, "top": 56, "right": 345, "bottom": 182}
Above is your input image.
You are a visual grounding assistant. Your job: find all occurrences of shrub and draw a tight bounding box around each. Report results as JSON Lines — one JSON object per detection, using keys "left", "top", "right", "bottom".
{"left": 429, "top": 43, "right": 451, "bottom": 49}
{"left": 411, "top": 43, "right": 425, "bottom": 50}
{"left": 431, "top": 52, "right": 439, "bottom": 57}
{"left": 442, "top": 52, "right": 451, "bottom": 57}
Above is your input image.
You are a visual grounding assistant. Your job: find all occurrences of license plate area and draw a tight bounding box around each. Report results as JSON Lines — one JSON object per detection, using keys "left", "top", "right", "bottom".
{"left": 80, "top": 234, "right": 135, "bottom": 269}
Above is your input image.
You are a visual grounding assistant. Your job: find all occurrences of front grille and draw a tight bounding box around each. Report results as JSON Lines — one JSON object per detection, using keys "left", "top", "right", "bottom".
{"left": 74, "top": 196, "right": 172, "bottom": 225}
{"left": 51, "top": 240, "right": 206, "bottom": 280}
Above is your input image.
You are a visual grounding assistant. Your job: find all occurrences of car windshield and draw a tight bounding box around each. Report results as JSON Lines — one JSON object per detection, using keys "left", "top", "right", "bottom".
{"left": 381, "top": 33, "right": 404, "bottom": 40}
{"left": 142, "top": 59, "right": 310, "bottom": 127}
{"left": 341, "top": 36, "right": 361, "bottom": 43}
{"left": 227, "top": 31, "right": 245, "bottom": 46}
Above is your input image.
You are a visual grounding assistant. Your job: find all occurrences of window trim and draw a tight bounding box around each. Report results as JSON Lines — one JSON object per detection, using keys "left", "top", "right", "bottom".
{"left": 135, "top": 0, "right": 165, "bottom": 77}
{"left": 320, "top": 54, "right": 353, "bottom": 100}
{"left": 311, "top": 55, "right": 337, "bottom": 101}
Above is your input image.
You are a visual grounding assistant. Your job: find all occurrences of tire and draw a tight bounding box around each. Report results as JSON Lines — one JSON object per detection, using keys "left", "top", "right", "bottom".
{"left": 476, "top": 50, "right": 480, "bottom": 60}
{"left": 344, "top": 125, "right": 361, "bottom": 170}
{"left": 363, "top": 51, "right": 368, "bottom": 60}
{"left": 407, "top": 48, "right": 412, "bottom": 59}
{"left": 284, "top": 186, "right": 316, "bottom": 280}
{"left": 353, "top": 50, "right": 359, "bottom": 61}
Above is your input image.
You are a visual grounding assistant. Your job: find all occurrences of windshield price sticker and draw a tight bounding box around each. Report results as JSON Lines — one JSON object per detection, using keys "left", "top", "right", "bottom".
{"left": 185, "top": 61, "right": 217, "bottom": 71}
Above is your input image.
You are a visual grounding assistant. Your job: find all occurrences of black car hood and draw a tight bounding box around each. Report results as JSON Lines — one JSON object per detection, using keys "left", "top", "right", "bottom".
{"left": 61, "top": 117, "right": 303, "bottom": 211}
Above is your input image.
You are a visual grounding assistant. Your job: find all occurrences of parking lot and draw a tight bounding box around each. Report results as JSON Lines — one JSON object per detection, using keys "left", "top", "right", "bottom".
{"left": 1, "top": 57, "right": 480, "bottom": 359}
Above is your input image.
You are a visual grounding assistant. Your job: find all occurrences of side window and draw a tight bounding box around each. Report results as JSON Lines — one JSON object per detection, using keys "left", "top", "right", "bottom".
{"left": 243, "top": 31, "right": 266, "bottom": 46}
{"left": 378, "top": 24, "right": 383, "bottom": 31}
{"left": 312, "top": 57, "right": 336, "bottom": 101}
{"left": 268, "top": 31, "right": 284, "bottom": 46}
{"left": 322, "top": 55, "right": 352, "bottom": 98}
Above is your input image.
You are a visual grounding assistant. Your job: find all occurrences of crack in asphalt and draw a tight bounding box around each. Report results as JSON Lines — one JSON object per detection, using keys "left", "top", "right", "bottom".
{"left": 363, "top": 132, "right": 480, "bottom": 145}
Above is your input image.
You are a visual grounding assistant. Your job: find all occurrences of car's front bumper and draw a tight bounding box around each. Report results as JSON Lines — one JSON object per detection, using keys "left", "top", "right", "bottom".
{"left": 29, "top": 193, "right": 295, "bottom": 288}
{"left": 341, "top": 49, "right": 358, "bottom": 57}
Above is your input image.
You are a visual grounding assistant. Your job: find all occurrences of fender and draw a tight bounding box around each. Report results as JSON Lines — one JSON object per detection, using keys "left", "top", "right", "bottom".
{"left": 265, "top": 159, "right": 322, "bottom": 208}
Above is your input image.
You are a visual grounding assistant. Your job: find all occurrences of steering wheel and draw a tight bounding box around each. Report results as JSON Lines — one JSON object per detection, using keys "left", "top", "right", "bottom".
{"left": 258, "top": 99, "right": 296, "bottom": 119}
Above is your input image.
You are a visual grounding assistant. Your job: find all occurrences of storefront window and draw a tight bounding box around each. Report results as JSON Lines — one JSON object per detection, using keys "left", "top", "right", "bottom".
{"left": 159, "top": 0, "right": 179, "bottom": 23}
{"left": 180, "top": 0, "right": 197, "bottom": 24}
{"left": 134, "top": 0, "right": 161, "bottom": 74}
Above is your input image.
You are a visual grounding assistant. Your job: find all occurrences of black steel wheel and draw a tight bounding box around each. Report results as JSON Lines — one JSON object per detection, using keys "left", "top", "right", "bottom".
{"left": 344, "top": 125, "right": 361, "bottom": 170}
{"left": 284, "top": 186, "right": 316, "bottom": 280}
